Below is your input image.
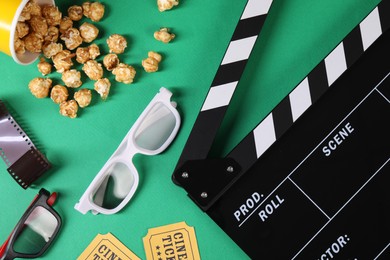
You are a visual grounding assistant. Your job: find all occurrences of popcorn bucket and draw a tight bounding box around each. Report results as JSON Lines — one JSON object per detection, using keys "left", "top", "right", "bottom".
{"left": 0, "top": 0, "right": 55, "bottom": 65}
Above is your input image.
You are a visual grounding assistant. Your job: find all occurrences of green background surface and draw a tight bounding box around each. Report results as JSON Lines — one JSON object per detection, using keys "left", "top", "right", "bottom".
{"left": 0, "top": 0, "right": 380, "bottom": 259}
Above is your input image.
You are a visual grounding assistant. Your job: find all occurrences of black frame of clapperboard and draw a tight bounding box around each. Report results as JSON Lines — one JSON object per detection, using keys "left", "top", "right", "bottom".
{"left": 172, "top": 0, "right": 390, "bottom": 257}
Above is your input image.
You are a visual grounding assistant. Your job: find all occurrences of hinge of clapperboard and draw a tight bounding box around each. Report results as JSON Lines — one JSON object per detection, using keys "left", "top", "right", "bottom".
{"left": 172, "top": 0, "right": 390, "bottom": 211}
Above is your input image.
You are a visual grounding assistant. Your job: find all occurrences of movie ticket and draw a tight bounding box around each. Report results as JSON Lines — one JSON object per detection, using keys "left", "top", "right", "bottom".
{"left": 143, "top": 222, "right": 201, "bottom": 260}
{"left": 77, "top": 233, "right": 140, "bottom": 260}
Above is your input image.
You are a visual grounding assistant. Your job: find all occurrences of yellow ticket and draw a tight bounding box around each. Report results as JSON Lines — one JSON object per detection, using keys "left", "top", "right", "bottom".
{"left": 143, "top": 221, "right": 201, "bottom": 260}
{"left": 77, "top": 233, "right": 140, "bottom": 260}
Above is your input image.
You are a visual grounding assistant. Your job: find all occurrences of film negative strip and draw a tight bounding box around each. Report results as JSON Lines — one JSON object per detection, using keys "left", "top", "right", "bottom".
{"left": 0, "top": 101, "right": 51, "bottom": 189}
{"left": 172, "top": 0, "right": 390, "bottom": 258}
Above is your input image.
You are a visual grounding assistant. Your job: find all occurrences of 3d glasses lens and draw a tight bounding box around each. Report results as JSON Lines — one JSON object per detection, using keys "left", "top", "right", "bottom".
{"left": 134, "top": 102, "right": 177, "bottom": 151}
{"left": 91, "top": 162, "right": 136, "bottom": 209}
{"left": 12, "top": 206, "right": 58, "bottom": 255}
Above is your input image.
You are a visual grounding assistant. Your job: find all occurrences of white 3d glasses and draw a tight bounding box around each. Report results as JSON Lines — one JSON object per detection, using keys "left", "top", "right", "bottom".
{"left": 74, "top": 87, "right": 181, "bottom": 215}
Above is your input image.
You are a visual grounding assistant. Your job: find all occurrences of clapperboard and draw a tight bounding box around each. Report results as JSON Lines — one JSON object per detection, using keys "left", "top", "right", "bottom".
{"left": 172, "top": 0, "right": 390, "bottom": 259}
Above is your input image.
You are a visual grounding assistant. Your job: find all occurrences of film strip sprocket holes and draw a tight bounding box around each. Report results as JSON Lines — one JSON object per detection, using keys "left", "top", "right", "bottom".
{"left": 173, "top": 0, "right": 390, "bottom": 210}
{"left": 0, "top": 101, "right": 51, "bottom": 189}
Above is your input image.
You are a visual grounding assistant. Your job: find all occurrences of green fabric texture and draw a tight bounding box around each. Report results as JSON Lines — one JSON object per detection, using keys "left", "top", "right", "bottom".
{"left": 0, "top": 0, "right": 380, "bottom": 259}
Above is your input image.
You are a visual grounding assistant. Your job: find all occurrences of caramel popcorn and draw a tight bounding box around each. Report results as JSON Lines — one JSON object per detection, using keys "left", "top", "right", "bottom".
{"left": 106, "top": 34, "right": 127, "bottom": 54}
{"left": 60, "top": 28, "right": 83, "bottom": 50}
{"left": 68, "top": 5, "right": 83, "bottom": 21}
{"left": 42, "top": 42, "right": 63, "bottom": 58}
{"left": 28, "top": 77, "right": 52, "bottom": 98}
{"left": 19, "top": 9, "right": 31, "bottom": 22}
{"left": 29, "top": 15, "right": 48, "bottom": 36}
{"left": 16, "top": 22, "right": 30, "bottom": 39}
{"left": 83, "top": 2, "right": 105, "bottom": 22}
{"left": 75, "top": 47, "right": 90, "bottom": 64}
{"left": 82, "top": 2, "right": 91, "bottom": 18}
{"left": 51, "top": 85, "right": 69, "bottom": 104}
{"left": 42, "top": 5, "right": 62, "bottom": 26}
{"left": 88, "top": 43, "right": 100, "bottom": 60}
{"left": 15, "top": 1, "right": 66, "bottom": 54}
{"left": 74, "top": 89, "right": 92, "bottom": 108}
{"left": 59, "top": 16, "right": 73, "bottom": 34}
{"left": 20, "top": 1, "right": 152, "bottom": 118}
{"left": 37, "top": 57, "right": 52, "bottom": 75}
{"left": 28, "top": 1, "right": 43, "bottom": 16}
{"left": 79, "top": 22, "right": 99, "bottom": 43}
{"left": 59, "top": 100, "right": 78, "bottom": 118}
{"left": 82, "top": 60, "right": 103, "bottom": 80}
{"left": 94, "top": 78, "right": 111, "bottom": 100}
{"left": 103, "top": 53, "right": 119, "bottom": 71}
{"left": 112, "top": 63, "right": 136, "bottom": 84}
{"left": 142, "top": 51, "right": 162, "bottom": 73}
{"left": 62, "top": 69, "right": 82, "bottom": 88}
{"left": 75, "top": 44, "right": 100, "bottom": 64}
{"left": 52, "top": 50, "right": 75, "bottom": 73}
{"left": 44, "top": 26, "right": 59, "bottom": 42}
{"left": 142, "top": 57, "right": 159, "bottom": 73}
{"left": 154, "top": 28, "right": 175, "bottom": 43}
{"left": 24, "top": 32, "right": 43, "bottom": 53}
{"left": 157, "top": 0, "right": 179, "bottom": 12}
{"left": 148, "top": 51, "right": 162, "bottom": 62}
{"left": 19, "top": 0, "right": 42, "bottom": 22}
{"left": 14, "top": 38, "right": 25, "bottom": 54}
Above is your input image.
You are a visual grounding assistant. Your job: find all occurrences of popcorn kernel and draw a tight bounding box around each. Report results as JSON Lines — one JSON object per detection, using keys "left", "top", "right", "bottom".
{"left": 157, "top": 0, "right": 179, "bottom": 12}
{"left": 112, "top": 63, "right": 136, "bottom": 84}
{"left": 103, "top": 53, "right": 119, "bottom": 71}
{"left": 74, "top": 89, "right": 92, "bottom": 108}
{"left": 83, "top": 60, "right": 104, "bottom": 80}
{"left": 79, "top": 22, "right": 99, "bottom": 43}
{"left": 154, "top": 28, "right": 175, "bottom": 43}
{"left": 28, "top": 77, "right": 52, "bottom": 98}
{"left": 62, "top": 69, "right": 82, "bottom": 88}
{"left": 106, "top": 34, "right": 127, "bottom": 54}
{"left": 37, "top": 57, "right": 52, "bottom": 76}
{"left": 51, "top": 85, "right": 69, "bottom": 104}
{"left": 68, "top": 5, "right": 83, "bottom": 21}
{"left": 94, "top": 78, "right": 111, "bottom": 100}
{"left": 59, "top": 100, "right": 78, "bottom": 118}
